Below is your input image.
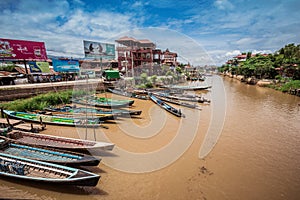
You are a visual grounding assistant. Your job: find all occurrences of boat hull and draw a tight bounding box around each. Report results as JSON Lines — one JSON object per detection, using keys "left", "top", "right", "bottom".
{"left": 148, "top": 93, "right": 185, "bottom": 118}
{"left": 5, "top": 130, "right": 115, "bottom": 151}
{"left": 46, "top": 106, "right": 142, "bottom": 117}
{"left": 3, "top": 110, "right": 100, "bottom": 128}
{"left": 0, "top": 153, "right": 100, "bottom": 186}
{"left": 0, "top": 137, "right": 101, "bottom": 166}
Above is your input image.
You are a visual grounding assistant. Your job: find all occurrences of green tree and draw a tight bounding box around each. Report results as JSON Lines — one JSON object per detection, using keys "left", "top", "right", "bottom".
{"left": 161, "top": 65, "right": 169, "bottom": 74}
{"left": 140, "top": 73, "right": 148, "bottom": 84}
{"left": 246, "top": 52, "right": 252, "bottom": 59}
{"left": 0, "top": 64, "right": 16, "bottom": 72}
{"left": 150, "top": 75, "right": 157, "bottom": 86}
{"left": 166, "top": 70, "right": 174, "bottom": 77}
{"left": 175, "top": 66, "right": 182, "bottom": 74}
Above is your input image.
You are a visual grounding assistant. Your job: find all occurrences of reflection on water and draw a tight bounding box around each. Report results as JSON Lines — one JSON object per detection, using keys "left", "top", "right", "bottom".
{"left": 199, "top": 75, "right": 226, "bottom": 158}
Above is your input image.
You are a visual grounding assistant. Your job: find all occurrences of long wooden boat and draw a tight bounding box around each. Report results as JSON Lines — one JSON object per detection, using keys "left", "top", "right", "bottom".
{"left": 161, "top": 85, "right": 212, "bottom": 91}
{"left": 0, "top": 152, "right": 100, "bottom": 186}
{"left": 72, "top": 96, "right": 134, "bottom": 108}
{"left": 0, "top": 137, "right": 100, "bottom": 166}
{"left": 154, "top": 92, "right": 210, "bottom": 103}
{"left": 3, "top": 130, "right": 114, "bottom": 151}
{"left": 152, "top": 94, "right": 199, "bottom": 109}
{"left": 3, "top": 110, "right": 100, "bottom": 128}
{"left": 176, "top": 93, "right": 211, "bottom": 103}
{"left": 91, "top": 96, "right": 135, "bottom": 106}
{"left": 107, "top": 88, "right": 149, "bottom": 100}
{"left": 148, "top": 93, "right": 185, "bottom": 118}
{"left": 45, "top": 105, "right": 142, "bottom": 117}
{"left": 37, "top": 110, "right": 115, "bottom": 121}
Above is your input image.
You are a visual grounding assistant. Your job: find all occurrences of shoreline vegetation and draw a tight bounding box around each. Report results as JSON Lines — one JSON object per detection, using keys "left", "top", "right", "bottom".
{"left": 0, "top": 90, "right": 94, "bottom": 112}
{"left": 218, "top": 43, "right": 300, "bottom": 96}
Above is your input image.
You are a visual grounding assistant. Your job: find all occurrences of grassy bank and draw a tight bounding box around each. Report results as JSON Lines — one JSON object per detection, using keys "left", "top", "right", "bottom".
{"left": 267, "top": 80, "right": 300, "bottom": 93}
{"left": 0, "top": 90, "right": 94, "bottom": 112}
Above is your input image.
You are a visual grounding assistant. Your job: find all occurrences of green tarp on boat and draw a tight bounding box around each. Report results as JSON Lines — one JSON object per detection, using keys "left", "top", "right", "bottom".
{"left": 103, "top": 70, "right": 120, "bottom": 80}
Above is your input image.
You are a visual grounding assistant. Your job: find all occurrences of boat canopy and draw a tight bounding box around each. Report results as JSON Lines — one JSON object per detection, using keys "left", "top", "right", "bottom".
{"left": 103, "top": 70, "right": 120, "bottom": 80}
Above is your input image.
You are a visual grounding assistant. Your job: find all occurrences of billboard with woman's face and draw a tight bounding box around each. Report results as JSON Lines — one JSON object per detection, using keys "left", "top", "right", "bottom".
{"left": 0, "top": 38, "right": 47, "bottom": 60}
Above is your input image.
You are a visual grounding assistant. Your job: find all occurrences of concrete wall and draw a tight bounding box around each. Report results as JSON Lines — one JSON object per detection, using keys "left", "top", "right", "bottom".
{"left": 0, "top": 79, "right": 106, "bottom": 101}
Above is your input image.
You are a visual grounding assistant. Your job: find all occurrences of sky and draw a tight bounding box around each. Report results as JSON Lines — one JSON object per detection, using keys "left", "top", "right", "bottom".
{"left": 0, "top": 0, "right": 299, "bottom": 66}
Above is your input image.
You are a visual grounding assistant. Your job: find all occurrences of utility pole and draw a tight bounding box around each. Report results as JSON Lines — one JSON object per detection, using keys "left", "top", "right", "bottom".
{"left": 23, "top": 59, "right": 29, "bottom": 82}
{"left": 131, "top": 50, "right": 135, "bottom": 85}
{"left": 100, "top": 57, "right": 103, "bottom": 75}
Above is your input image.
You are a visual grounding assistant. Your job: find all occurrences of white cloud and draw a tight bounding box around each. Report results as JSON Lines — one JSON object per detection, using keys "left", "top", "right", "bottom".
{"left": 235, "top": 37, "right": 262, "bottom": 46}
{"left": 251, "top": 50, "right": 273, "bottom": 55}
{"left": 214, "top": 0, "right": 234, "bottom": 10}
{"left": 225, "top": 50, "right": 241, "bottom": 57}
{"left": 132, "top": 1, "right": 144, "bottom": 8}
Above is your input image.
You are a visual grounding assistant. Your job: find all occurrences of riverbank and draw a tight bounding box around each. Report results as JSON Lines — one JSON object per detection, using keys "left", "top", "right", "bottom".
{"left": 220, "top": 72, "right": 300, "bottom": 97}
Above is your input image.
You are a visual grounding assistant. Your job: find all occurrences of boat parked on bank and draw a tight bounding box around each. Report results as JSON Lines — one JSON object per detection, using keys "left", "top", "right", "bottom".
{"left": 152, "top": 93, "right": 199, "bottom": 109}
{"left": 2, "top": 130, "right": 114, "bottom": 151}
{"left": 45, "top": 105, "right": 142, "bottom": 117}
{"left": 0, "top": 152, "right": 100, "bottom": 186}
{"left": 148, "top": 93, "right": 185, "bottom": 118}
{"left": 0, "top": 137, "right": 100, "bottom": 166}
{"left": 72, "top": 96, "right": 134, "bottom": 109}
{"left": 3, "top": 110, "right": 100, "bottom": 128}
{"left": 107, "top": 88, "right": 149, "bottom": 100}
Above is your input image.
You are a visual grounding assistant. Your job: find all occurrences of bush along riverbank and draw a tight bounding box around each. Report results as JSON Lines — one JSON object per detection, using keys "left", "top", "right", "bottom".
{"left": 220, "top": 73, "right": 300, "bottom": 97}
{"left": 268, "top": 79, "right": 300, "bottom": 95}
{"left": 0, "top": 89, "right": 94, "bottom": 112}
{"left": 219, "top": 43, "right": 300, "bottom": 97}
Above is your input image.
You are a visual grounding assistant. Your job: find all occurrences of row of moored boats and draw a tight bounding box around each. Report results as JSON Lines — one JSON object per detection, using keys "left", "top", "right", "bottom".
{"left": 0, "top": 85, "right": 211, "bottom": 186}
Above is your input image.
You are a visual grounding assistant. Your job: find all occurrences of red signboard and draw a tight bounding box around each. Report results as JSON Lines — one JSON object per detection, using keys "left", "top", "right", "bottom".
{"left": 0, "top": 38, "right": 47, "bottom": 60}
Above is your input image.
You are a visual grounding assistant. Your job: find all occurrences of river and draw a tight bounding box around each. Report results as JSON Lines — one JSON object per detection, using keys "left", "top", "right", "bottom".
{"left": 0, "top": 75, "right": 299, "bottom": 200}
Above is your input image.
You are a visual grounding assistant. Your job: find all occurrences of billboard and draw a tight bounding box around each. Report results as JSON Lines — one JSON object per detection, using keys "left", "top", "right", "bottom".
{"left": 52, "top": 59, "right": 80, "bottom": 72}
{"left": 28, "top": 61, "right": 50, "bottom": 73}
{"left": 0, "top": 38, "right": 47, "bottom": 60}
{"left": 83, "top": 40, "right": 115, "bottom": 60}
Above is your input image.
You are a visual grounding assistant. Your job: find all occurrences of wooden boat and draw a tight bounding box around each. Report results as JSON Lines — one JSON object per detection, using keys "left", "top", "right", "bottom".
{"left": 0, "top": 137, "right": 100, "bottom": 166}
{"left": 0, "top": 152, "right": 100, "bottom": 186}
{"left": 107, "top": 88, "right": 149, "bottom": 100}
{"left": 72, "top": 96, "right": 134, "bottom": 108}
{"left": 152, "top": 94, "right": 199, "bottom": 109}
{"left": 176, "top": 93, "right": 211, "bottom": 103}
{"left": 91, "top": 96, "right": 135, "bottom": 106}
{"left": 3, "top": 110, "right": 100, "bottom": 128}
{"left": 45, "top": 105, "right": 142, "bottom": 117}
{"left": 188, "top": 76, "right": 205, "bottom": 81}
{"left": 161, "top": 85, "right": 212, "bottom": 91}
{"left": 37, "top": 110, "right": 115, "bottom": 121}
{"left": 3, "top": 130, "right": 114, "bottom": 151}
{"left": 154, "top": 92, "right": 210, "bottom": 103}
{"left": 148, "top": 93, "right": 185, "bottom": 118}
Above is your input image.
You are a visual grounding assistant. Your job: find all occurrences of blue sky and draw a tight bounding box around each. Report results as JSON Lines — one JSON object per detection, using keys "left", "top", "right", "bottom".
{"left": 0, "top": 0, "right": 299, "bottom": 65}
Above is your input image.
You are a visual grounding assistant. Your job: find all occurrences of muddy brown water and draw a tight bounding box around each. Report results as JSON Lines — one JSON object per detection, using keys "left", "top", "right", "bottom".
{"left": 0, "top": 75, "right": 299, "bottom": 200}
